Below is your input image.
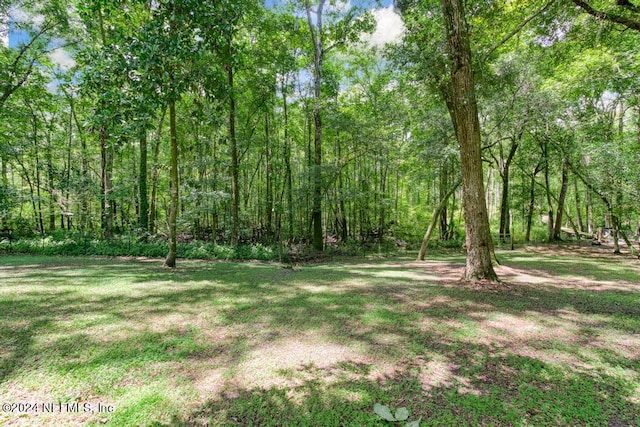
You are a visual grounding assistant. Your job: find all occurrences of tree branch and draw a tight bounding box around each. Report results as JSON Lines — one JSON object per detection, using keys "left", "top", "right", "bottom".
{"left": 572, "top": 0, "right": 640, "bottom": 31}
{"left": 482, "top": 0, "right": 556, "bottom": 63}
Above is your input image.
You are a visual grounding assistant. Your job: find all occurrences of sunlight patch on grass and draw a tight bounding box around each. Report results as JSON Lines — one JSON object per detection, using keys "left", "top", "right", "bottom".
{"left": 417, "top": 355, "right": 455, "bottom": 390}
{"left": 234, "top": 333, "right": 363, "bottom": 390}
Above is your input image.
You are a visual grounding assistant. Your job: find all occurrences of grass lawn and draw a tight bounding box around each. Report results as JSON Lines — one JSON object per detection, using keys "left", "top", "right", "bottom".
{"left": 1, "top": 245, "right": 639, "bottom": 426}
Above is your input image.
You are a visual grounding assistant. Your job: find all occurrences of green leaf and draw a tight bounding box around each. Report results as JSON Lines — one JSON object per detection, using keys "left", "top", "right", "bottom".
{"left": 373, "top": 403, "right": 396, "bottom": 421}
{"left": 395, "top": 407, "right": 409, "bottom": 421}
{"left": 405, "top": 417, "right": 421, "bottom": 427}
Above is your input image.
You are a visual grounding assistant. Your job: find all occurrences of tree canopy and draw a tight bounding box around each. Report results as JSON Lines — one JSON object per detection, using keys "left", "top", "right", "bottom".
{"left": 1, "top": 0, "right": 639, "bottom": 278}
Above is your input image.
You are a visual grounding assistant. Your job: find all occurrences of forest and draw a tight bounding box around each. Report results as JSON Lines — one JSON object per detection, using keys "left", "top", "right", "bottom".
{"left": 1, "top": 0, "right": 639, "bottom": 277}
{"left": 2, "top": 1, "right": 640, "bottom": 425}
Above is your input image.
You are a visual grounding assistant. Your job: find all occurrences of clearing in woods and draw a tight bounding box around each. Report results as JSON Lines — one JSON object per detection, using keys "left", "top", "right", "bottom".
{"left": 0, "top": 245, "right": 638, "bottom": 426}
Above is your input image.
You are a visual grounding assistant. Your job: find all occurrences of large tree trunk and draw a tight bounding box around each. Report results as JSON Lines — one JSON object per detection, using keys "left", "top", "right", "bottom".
{"left": 440, "top": 0, "right": 498, "bottom": 282}
{"left": 163, "top": 100, "right": 178, "bottom": 268}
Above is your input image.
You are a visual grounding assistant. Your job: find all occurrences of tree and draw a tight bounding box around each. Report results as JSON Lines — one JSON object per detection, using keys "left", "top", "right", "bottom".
{"left": 439, "top": 0, "right": 498, "bottom": 281}
{"left": 302, "top": 0, "right": 374, "bottom": 251}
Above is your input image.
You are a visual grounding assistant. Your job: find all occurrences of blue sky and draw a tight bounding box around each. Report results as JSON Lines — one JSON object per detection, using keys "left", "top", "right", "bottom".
{"left": 4, "top": 0, "right": 404, "bottom": 81}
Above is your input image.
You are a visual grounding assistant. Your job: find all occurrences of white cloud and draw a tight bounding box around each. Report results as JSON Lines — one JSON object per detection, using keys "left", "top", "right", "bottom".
{"left": 9, "top": 6, "right": 45, "bottom": 27}
{"left": 49, "top": 48, "right": 76, "bottom": 71}
{"left": 366, "top": 6, "right": 405, "bottom": 48}
{"left": 1, "top": 14, "right": 8, "bottom": 48}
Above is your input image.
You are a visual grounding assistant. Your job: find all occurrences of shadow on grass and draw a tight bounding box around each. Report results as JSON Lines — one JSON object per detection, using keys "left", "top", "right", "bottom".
{"left": 152, "top": 346, "right": 639, "bottom": 426}
{"left": 0, "top": 254, "right": 639, "bottom": 426}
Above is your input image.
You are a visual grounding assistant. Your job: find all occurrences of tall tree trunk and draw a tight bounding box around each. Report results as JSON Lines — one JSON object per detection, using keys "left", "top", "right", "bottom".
{"left": 612, "top": 211, "right": 621, "bottom": 254}
{"left": 306, "top": 111, "right": 312, "bottom": 239}
{"left": 265, "top": 113, "right": 273, "bottom": 240}
{"left": 139, "top": 133, "right": 149, "bottom": 231}
{"left": 337, "top": 133, "right": 347, "bottom": 241}
{"left": 68, "top": 96, "right": 89, "bottom": 231}
{"left": 440, "top": 0, "right": 498, "bottom": 281}
{"left": 552, "top": 159, "right": 569, "bottom": 241}
{"left": 574, "top": 177, "right": 584, "bottom": 232}
{"left": 525, "top": 163, "right": 541, "bottom": 243}
{"left": 66, "top": 107, "right": 73, "bottom": 230}
{"left": 281, "top": 77, "right": 294, "bottom": 242}
{"left": 46, "top": 139, "right": 55, "bottom": 232}
{"left": 379, "top": 163, "right": 388, "bottom": 242}
{"left": 498, "top": 139, "right": 519, "bottom": 242}
{"left": 31, "top": 115, "right": 45, "bottom": 235}
{"left": 1, "top": 152, "right": 7, "bottom": 229}
{"left": 306, "top": 0, "right": 326, "bottom": 252}
{"left": 542, "top": 141, "right": 554, "bottom": 242}
{"left": 100, "top": 127, "right": 113, "bottom": 239}
{"left": 149, "top": 106, "right": 166, "bottom": 234}
{"left": 439, "top": 165, "right": 449, "bottom": 240}
{"left": 164, "top": 100, "right": 178, "bottom": 268}
{"left": 227, "top": 55, "right": 239, "bottom": 246}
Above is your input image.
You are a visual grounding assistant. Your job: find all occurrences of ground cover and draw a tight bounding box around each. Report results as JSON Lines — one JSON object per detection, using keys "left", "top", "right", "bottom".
{"left": 0, "top": 245, "right": 638, "bottom": 426}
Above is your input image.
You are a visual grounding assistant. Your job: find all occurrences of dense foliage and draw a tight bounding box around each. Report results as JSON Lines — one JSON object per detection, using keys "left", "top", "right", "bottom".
{"left": 1, "top": 0, "right": 639, "bottom": 266}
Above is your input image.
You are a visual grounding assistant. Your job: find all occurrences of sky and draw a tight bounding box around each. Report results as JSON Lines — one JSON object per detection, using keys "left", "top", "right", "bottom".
{"left": 368, "top": 5, "right": 405, "bottom": 47}
{"left": 264, "top": 0, "right": 405, "bottom": 47}
{"left": 3, "top": 0, "right": 405, "bottom": 88}
{"left": 1, "top": 12, "right": 8, "bottom": 47}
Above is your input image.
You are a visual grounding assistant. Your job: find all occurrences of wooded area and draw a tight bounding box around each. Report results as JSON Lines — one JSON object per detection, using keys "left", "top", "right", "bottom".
{"left": 1, "top": 0, "right": 639, "bottom": 277}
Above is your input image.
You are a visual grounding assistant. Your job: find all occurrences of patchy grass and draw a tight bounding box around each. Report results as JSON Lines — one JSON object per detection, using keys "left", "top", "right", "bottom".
{"left": 0, "top": 246, "right": 639, "bottom": 426}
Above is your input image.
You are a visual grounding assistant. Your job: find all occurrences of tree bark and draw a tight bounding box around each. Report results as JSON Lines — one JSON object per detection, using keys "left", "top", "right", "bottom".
{"left": 100, "top": 127, "right": 114, "bottom": 239}
{"left": 497, "top": 137, "right": 519, "bottom": 242}
{"left": 227, "top": 52, "right": 240, "bottom": 246}
{"left": 30, "top": 113, "right": 45, "bottom": 235}
{"left": 542, "top": 140, "right": 554, "bottom": 242}
{"left": 163, "top": 99, "right": 178, "bottom": 268}
{"left": 265, "top": 112, "right": 273, "bottom": 240}
{"left": 139, "top": 133, "right": 149, "bottom": 231}
{"left": 306, "top": 0, "right": 326, "bottom": 252}
{"left": 46, "top": 136, "right": 55, "bottom": 232}
{"left": 149, "top": 106, "right": 166, "bottom": 235}
{"left": 418, "top": 179, "right": 461, "bottom": 261}
{"left": 439, "top": 165, "right": 449, "bottom": 240}
{"left": 281, "top": 77, "right": 294, "bottom": 242}
{"left": 525, "top": 162, "right": 542, "bottom": 243}
{"left": 574, "top": 177, "right": 584, "bottom": 232}
{"left": 552, "top": 159, "right": 569, "bottom": 241}
{"left": 440, "top": 0, "right": 498, "bottom": 281}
